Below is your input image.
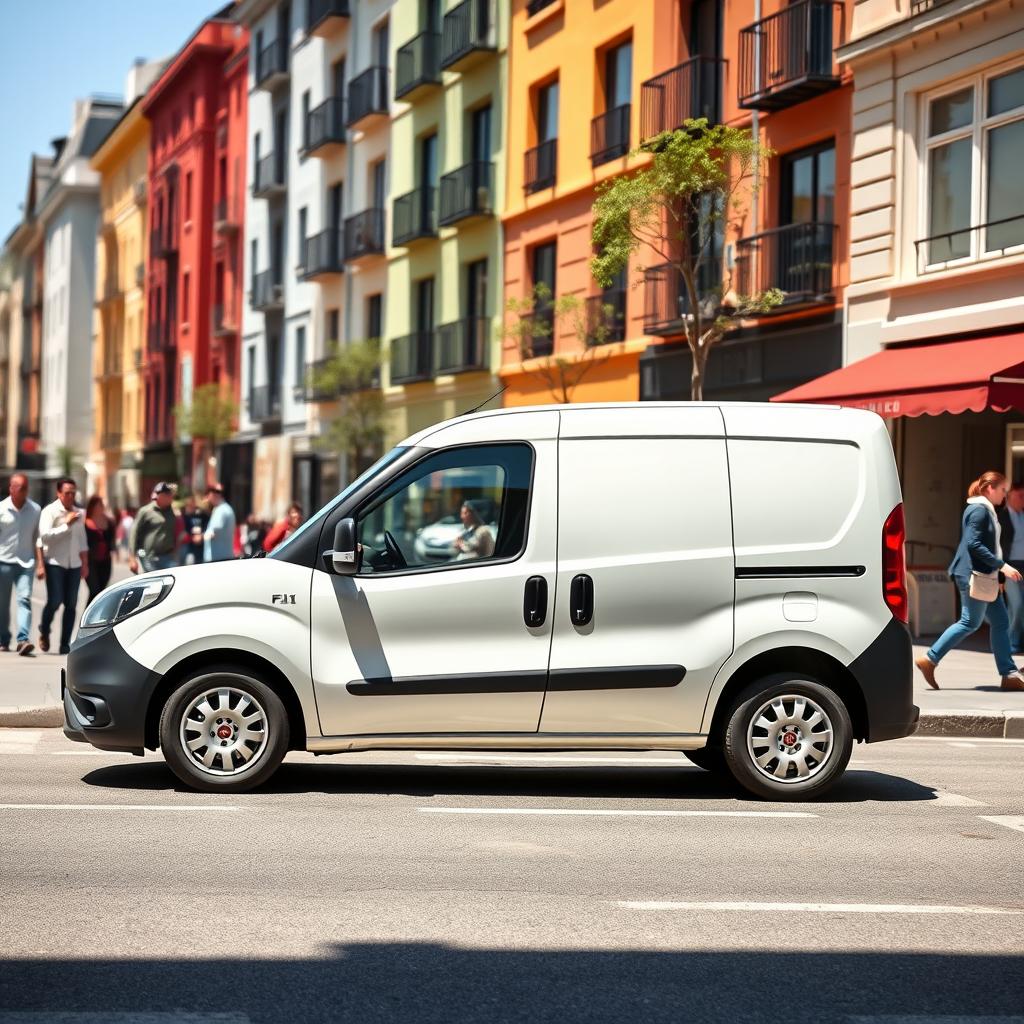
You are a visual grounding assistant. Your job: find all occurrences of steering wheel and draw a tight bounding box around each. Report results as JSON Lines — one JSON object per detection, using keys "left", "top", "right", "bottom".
{"left": 382, "top": 529, "right": 408, "bottom": 569}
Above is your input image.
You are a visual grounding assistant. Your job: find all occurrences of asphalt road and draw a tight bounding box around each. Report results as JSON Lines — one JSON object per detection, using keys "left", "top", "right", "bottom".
{"left": 2, "top": 730, "right": 1023, "bottom": 1023}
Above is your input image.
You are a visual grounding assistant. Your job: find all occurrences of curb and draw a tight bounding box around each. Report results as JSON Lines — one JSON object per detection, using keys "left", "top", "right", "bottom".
{"left": 0, "top": 705, "right": 64, "bottom": 728}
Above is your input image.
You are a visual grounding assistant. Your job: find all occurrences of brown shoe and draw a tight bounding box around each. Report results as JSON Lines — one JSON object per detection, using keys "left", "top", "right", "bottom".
{"left": 38, "top": 632, "right": 49, "bottom": 653}
{"left": 915, "top": 656, "right": 939, "bottom": 690}
{"left": 16, "top": 641, "right": 34, "bottom": 656}
{"left": 1001, "top": 671, "right": 1024, "bottom": 691}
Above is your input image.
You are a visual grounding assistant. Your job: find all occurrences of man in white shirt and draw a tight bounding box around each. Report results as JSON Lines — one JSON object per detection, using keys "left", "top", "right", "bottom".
{"left": 0, "top": 472, "right": 41, "bottom": 655}
{"left": 1002, "top": 481, "right": 1024, "bottom": 654}
{"left": 36, "top": 476, "right": 89, "bottom": 655}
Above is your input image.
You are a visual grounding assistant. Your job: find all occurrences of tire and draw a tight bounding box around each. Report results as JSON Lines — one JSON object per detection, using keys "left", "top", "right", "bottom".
{"left": 722, "top": 674, "right": 852, "bottom": 801}
{"left": 159, "top": 668, "right": 290, "bottom": 793}
{"left": 683, "top": 746, "right": 727, "bottom": 774}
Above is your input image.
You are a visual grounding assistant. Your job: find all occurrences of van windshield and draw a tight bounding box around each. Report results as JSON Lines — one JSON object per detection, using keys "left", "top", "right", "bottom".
{"left": 267, "top": 447, "right": 408, "bottom": 560}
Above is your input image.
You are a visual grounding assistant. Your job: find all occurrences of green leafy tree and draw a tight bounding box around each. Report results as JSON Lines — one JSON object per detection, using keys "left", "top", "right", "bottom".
{"left": 500, "top": 283, "right": 619, "bottom": 404}
{"left": 173, "top": 383, "right": 237, "bottom": 490}
{"left": 591, "top": 120, "right": 783, "bottom": 401}
{"left": 55, "top": 446, "right": 77, "bottom": 479}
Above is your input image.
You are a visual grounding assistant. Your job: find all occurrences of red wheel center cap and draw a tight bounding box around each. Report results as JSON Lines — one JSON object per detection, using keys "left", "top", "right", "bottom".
{"left": 782, "top": 731, "right": 798, "bottom": 747}
{"left": 216, "top": 725, "right": 233, "bottom": 740}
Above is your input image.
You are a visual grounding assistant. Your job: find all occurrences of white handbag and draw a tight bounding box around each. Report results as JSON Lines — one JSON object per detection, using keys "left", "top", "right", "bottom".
{"left": 969, "top": 571, "right": 1000, "bottom": 603}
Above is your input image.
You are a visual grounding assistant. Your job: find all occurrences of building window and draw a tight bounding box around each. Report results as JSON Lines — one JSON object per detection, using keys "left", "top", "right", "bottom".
{"left": 185, "top": 171, "right": 193, "bottom": 222}
{"left": 780, "top": 141, "right": 835, "bottom": 225}
{"left": 367, "top": 293, "right": 383, "bottom": 340}
{"left": 182, "top": 272, "right": 191, "bottom": 326}
{"left": 327, "top": 308, "right": 340, "bottom": 345}
{"left": 295, "top": 325, "right": 306, "bottom": 391}
{"left": 920, "top": 62, "right": 1024, "bottom": 270}
{"left": 297, "top": 206, "right": 307, "bottom": 271}
{"left": 301, "top": 90, "right": 311, "bottom": 150}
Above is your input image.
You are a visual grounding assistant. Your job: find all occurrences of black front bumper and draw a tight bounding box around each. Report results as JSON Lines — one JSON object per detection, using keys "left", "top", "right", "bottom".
{"left": 62, "top": 627, "right": 162, "bottom": 754}
{"left": 848, "top": 615, "right": 919, "bottom": 743}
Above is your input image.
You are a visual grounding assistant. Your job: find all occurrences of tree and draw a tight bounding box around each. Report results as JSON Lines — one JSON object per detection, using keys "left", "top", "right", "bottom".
{"left": 173, "top": 383, "right": 237, "bottom": 491}
{"left": 500, "top": 283, "right": 620, "bottom": 404}
{"left": 308, "top": 337, "right": 386, "bottom": 475}
{"left": 55, "top": 445, "right": 77, "bottom": 479}
{"left": 591, "top": 119, "right": 784, "bottom": 401}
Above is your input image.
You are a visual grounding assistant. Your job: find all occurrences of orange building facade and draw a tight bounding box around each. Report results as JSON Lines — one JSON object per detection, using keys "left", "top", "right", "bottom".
{"left": 502, "top": 0, "right": 853, "bottom": 406}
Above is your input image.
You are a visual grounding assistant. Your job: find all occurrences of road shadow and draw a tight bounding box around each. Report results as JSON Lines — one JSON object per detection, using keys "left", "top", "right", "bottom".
{"left": 81, "top": 760, "right": 940, "bottom": 804}
{"left": 1, "top": 946, "right": 1021, "bottom": 1023}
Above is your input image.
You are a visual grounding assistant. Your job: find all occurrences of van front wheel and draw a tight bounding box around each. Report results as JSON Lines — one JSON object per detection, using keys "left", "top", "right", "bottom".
{"left": 722, "top": 675, "right": 852, "bottom": 801}
{"left": 159, "top": 669, "right": 290, "bottom": 793}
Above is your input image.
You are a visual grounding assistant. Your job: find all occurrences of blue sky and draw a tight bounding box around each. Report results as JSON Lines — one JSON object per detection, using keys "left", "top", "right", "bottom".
{"left": 0, "top": 0, "right": 222, "bottom": 240}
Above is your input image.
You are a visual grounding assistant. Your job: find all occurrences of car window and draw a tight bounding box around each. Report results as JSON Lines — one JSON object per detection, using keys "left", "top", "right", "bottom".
{"left": 356, "top": 444, "right": 533, "bottom": 574}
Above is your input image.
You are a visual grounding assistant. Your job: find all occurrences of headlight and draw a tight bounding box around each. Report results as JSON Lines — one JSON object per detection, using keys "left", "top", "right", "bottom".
{"left": 81, "top": 576, "right": 175, "bottom": 629}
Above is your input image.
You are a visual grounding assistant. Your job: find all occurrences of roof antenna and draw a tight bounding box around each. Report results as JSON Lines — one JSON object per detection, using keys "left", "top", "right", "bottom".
{"left": 460, "top": 383, "right": 507, "bottom": 417}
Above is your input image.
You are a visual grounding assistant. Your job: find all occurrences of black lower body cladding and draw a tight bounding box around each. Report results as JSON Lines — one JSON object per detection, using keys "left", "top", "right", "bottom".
{"left": 848, "top": 615, "right": 919, "bottom": 742}
{"left": 62, "top": 627, "right": 162, "bottom": 754}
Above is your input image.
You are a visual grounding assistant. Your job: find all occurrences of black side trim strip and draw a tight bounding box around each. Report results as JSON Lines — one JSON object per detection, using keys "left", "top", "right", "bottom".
{"left": 548, "top": 665, "right": 685, "bottom": 691}
{"left": 735, "top": 565, "right": 866, "bottom": 580}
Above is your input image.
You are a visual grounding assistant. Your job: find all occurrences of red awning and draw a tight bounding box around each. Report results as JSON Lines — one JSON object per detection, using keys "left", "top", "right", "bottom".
{"left": 772, "top": 332, "right": 1024, "bottom": 417}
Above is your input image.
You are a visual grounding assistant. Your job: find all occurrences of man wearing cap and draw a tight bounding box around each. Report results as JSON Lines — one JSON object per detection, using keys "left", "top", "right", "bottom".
{"left": 203, "top": 484, "right": 236, "bottom": 563}
{"left": 129, "top": 483, "right": 179, "bottom": 574}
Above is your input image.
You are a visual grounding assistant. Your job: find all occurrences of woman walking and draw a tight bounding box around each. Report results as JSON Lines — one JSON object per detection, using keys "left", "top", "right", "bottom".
{"left": 916, "top": 471, "right": 1024, "bottom": 691}
{"left": 84, "top": 494, "right": 115, "bottom": 604}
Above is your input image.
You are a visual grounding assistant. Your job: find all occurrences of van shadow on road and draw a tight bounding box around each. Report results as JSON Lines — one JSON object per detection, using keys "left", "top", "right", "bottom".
{"left": 81, "top": 760, "right": 940, "bottom": 804}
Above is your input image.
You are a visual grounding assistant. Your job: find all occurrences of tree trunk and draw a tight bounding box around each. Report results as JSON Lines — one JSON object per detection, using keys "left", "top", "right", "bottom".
{"left": 691, "top": 346, "right": 707, "bottom": 402}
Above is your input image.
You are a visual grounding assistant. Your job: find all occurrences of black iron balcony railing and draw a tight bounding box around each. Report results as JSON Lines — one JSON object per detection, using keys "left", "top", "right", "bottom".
{"left": 308, "top": 0, "right": 350, "bottom": 36}
{"left": 395, "top": 31, "right": 441, "bottom": 101}
{"left": 256, "top": 38, "right": 289, "bottom": 90}
{"left": 302, "top": 229, "right": 345, "bottom": 279}
{"left": 251, "top": 269, "right": 285, "bottom": 311}
{"left": 527, "top": 0, "right": 556, "bottom": 14}
{"left": 913, "top": 213, "right": 1024, "bottom": 273}
{"left": 344, "top": 208, "right": 386, "bottom": 261}
{"left": 150, "top": 229, "right": 177, "bottom": 260}
{"left": 910, "top": 0, "right": 956, "bottom": 14}
{"left": 524, "top": 139, "right": 557, "bottom": 193}
{"left": 643, "top": 261, "right": 721, "bottom": 335}
{"left": 392, "top": 187, "right": 437, "bottom": 246}
{"left": 305, "top": 97, "right": 347, "bottom": 155}
{"left": 640, "top": 56, "right": 725, "bottom": 142}
{"left": 585, "top": 290, "right": 627, "bottom": 345}
{"left": 214, "top": 197, "right": 240, "bottom": 232}
{"left": 439, "top": 161, "right": 494, "bottom": 226}
{"left": 390, "top": 330, "right": 435, "bottom": 385}
{"left": 591, "top": 103, "right": 631, "bottom": 166}
{"left": 436, "top": 317, "right": 489, "bottom": 374}
{"left": 302, "top": 355, "right": 382, "bottom": 401}
{"left": 212, "top": 304, "right": 236, "bottom": 335}
{"left": 735, "top": 221, "right": 837, "bottom": 306}
{"left": 519, "top": 306, "right": 554, "bottom": 358}
{"left": 738, "top": 0, "right": 842, "bottom": 111}
{"left": 441, "top": 0, "right": 496, "bottom": 71}
{"left": 147, "top": 321, "right": 175, "bottom": 352}
{"left": 347, "top": 66, "right": 388, "bottom": 127}
{"left": 253, "top": 153, "right": 286, "bottom": 198}
{"left": 249, "top": 384, "right": 282, "bottom": 422}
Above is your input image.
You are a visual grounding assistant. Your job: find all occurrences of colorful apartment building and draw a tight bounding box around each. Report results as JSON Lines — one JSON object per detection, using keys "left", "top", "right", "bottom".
{"left": 141, "top": 12, "right": 249, "bottom": 497}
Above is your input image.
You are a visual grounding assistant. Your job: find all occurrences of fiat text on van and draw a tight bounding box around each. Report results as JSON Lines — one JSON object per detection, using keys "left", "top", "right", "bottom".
{"left": 63, "top": 403, "right": 917, "bottom": 800}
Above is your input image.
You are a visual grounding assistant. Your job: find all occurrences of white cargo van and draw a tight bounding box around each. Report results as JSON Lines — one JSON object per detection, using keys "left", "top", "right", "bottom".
{"left": 63, "top": 403, "right": 917, "bottom": 799}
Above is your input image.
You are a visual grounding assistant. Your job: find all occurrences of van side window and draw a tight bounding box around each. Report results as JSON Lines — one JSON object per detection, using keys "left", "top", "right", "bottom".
{"left": 356, "top": 444, "right": 534, "bottom": 574}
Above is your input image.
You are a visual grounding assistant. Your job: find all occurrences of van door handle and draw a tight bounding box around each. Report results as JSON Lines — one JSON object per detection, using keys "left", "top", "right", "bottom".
{"left": 523, "top": 575, "right": 548, "bottom": 628}
{"left": 570, "top": 574, "right": 594, "bottom": 627}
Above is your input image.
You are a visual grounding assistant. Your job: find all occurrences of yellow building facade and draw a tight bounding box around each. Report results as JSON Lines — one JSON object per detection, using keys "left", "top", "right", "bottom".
{"left": 90, "top": 102, "right": 149, "bottom": 508}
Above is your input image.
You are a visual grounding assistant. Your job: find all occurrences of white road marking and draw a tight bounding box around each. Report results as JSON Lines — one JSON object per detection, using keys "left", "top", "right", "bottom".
{"left": 415, "top": 753, "right": 693, "bottom": 766}
{"left": 979, "top": 815, "right": 1024, "bottom": 833}
{"left": 931, "top": 790, "right": 987, "bottom": 807}
{"left": 616, "top": 900, "right": 1021, "bottom": 915}
{"left": 418, "top": 807, "right": 816, "bottom": 818}
{"left": 0, "top": 804, "right": 239, "bottom": 812}
{"left": 948, "top": 742, "right": 978, "bottom": 748}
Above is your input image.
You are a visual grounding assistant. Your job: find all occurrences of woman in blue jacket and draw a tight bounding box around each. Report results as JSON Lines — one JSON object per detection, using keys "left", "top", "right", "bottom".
{"left": 916, "top": 471, "right": 1024, "bottom": 691}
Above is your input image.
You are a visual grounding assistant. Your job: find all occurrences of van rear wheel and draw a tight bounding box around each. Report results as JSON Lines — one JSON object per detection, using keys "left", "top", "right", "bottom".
{"left": 722, "top": 675, "right": 852, "bottom": 801}
{"left": 159, "top": 669, "right": 289, "bottom": 793}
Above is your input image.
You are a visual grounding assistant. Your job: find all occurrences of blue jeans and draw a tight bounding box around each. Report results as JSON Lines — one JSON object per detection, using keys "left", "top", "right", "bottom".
{"left": 1003, "top": 562, "right": 1024, "bottom": 652}
{"left": 139, "top": 552, "right": 177, "bottom": 573}
{"left": 0, "top": 561, "right": 34, "bottom": 646}
{"left": 40, "top": 564, "right": 82, "bottom": 650}
{"left": 927, "top": 575, "right": 1017, "bottom": 678}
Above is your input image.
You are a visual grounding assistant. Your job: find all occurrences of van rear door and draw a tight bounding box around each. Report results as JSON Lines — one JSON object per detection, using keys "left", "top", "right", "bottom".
{"left": 539, "top": 407, "right": 735, "bottom": 737}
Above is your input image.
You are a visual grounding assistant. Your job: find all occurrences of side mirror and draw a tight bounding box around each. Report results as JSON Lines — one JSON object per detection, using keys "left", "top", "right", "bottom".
{"left": 327, "top": 518, "right": 359, "bottom": 575}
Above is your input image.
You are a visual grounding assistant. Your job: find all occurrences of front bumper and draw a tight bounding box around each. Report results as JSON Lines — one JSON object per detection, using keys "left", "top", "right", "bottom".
{"left": 62, "top": 627, "right": 162, "bottom": 754}
{"left": 848, "top": 615, "right": 919, "bottom": 743}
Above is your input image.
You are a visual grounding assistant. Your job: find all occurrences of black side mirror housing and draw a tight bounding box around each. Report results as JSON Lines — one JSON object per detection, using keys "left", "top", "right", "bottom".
{"left": 326, "top": 517, "right": 359, "bottom": 575}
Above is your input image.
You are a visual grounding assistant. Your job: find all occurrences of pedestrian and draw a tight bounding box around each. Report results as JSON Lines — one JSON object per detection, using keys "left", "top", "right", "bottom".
{"left": 180, "top": 494, "right": 207, "bottom": 566}
{"left": 263, "top": 503, "right": 303, "bottom": 552}
{"left": 916, "top": 471, "right": 1024, "bottom": 691}
{"left": 36, "top": 477, "right": 89, "bottom": 655}
{"left": 129, "top": 483, "right": 179, "bottom": 574}
{"left": 117, "top": 506, "right": 135, "bottom": 562}
{"left": 84, "top": 495, "right": 115, "bottom": 603}
{"left": 999, "top": 481, "right": 1024, "bottom": 654}
{"left": 242, "top": 513, "right": 267, "bottom": 557}
{"left": 0, "top": 472, "right": 41, "bottom": 656}
{"left": 203, "top": 484, "right": 236, "bottom": 562}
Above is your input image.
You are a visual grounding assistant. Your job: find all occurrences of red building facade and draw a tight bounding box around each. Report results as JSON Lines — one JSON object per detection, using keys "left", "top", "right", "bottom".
{"left": 141, "top": 13, "right": 248, "bottom": 492}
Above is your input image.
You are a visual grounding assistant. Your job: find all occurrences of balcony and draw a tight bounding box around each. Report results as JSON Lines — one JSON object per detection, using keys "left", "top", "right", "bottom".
{"left": 347, "top": 66, "right": 388, "bottom": 129}
{"left": 524, "top": 139, "right": 557, "bottom": 194}
{"left": 214, "top": 197, "right": 240, "bottom": 234}
{"left": 134, "top": 348, "right": 145, "bottom": 370}
{"left": 591, "top": 104, "right": 631, "bottom": 166}
{"left": 738, "top": 0, "right": 842, "bottom": 111}
{"left": 344, "top": 209, "right": 385, "bottom": 262}
{"left": 251, "top": 269, "right": 284, "bottom": 311}
{"left": 212, "top": 304, "right": 237, "bottom": 336}
{"left": 308, "top": 0, "right": 349, "bottom": 37}
{"left": 252, "top": 154, "right": 286, "bottom": 199}
{"left": 256, "top": 38, "right": 289, "bottom": 92}
{"left": 147, "top": 321, "right": 175, "bottom": 353}
{"left": 395, "top": 31, "right": 441, "bottom": 103}
{"left": 436, "top": 317, "right": 489, "bottom": 374}
{"left": 518, "top": 307, "right": 554, "bottom": 358}
{"left": 527, "top": 0, "right": 556, "bottom": 13}
{"left": 392, "top": 187, "right": 437, "bottom": 247}
{"left": 643, "top": 261, "right": 721, "bottom": 335}
{"left": 439, "top": 161, "right": 493, "bottom": 227}
{"left": 640, "top": 56, "right": 725, "bottom": 142}
{"left": 95, "top": 346, "right": 123, "bottom": 380}
{"left": 585, "top": 290, "right": 627, "bottom": 344}
{"left": 735, "top": 222, "right": 837, "bottom": 308}
{"left": 135, "top": 263, "right": 145, "bottom": 287}
{"left": 150, "top": 230, "right": 177, "bottom": 260}
{"left": 303, "top": 355, "right": 381, "bottom": 401}
{"left": 390, "top": 331, "right": 434, "bottom": 385}
{"left": 301, "top": 229, "right": 345, "bottom": 280}
{"left": 304, "top": 97, "right": 346, "bottom": 157}
{"left": 101, "top": 431, "right": 122, "bottom": 450}
{"left": 441, "top": 0, "right": 496, "bottom": 72}
{"left": 249, "top": 384, "right": 282, "bottom": 423}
